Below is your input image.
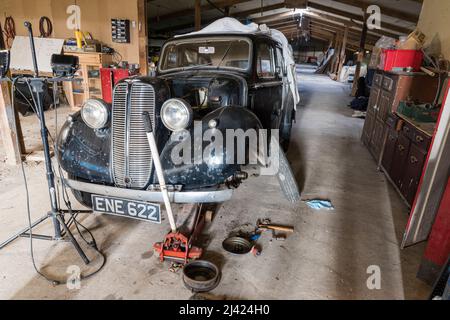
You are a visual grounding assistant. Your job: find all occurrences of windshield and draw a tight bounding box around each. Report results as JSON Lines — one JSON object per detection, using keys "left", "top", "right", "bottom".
{"left": 159, "top": 37, "right": 251, "bottom": 72}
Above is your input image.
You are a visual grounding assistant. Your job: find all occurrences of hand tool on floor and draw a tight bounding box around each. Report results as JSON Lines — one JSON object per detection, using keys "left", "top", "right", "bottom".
{"left": 256, "top": 219, "right": 294, "bottom": 233}
{"left": 256, "top": 218, "right": 294, "bottom": 241}
{"left": 143, "top": 112, "right": 205, "bottom": 264}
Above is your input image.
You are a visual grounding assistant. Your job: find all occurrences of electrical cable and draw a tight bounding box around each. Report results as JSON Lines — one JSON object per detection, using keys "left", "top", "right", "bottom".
{"left": 3, "top": 16, "right": 15, "bottom": 48}
{"left": 39, "top": 16, "right": 53, "bottom": 38}
{"left": 0, "top": 21, "right": 6, "bottom": 49}
{"left": 11, "top": 76, "right": 106, "bottom": 286}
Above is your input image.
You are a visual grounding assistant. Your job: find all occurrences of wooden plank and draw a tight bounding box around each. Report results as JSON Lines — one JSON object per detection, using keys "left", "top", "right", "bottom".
{"left": 0, "top": 81, "right": 25, "bottom": 165}
{"left": 138, "top": 0, "right": 149, "bottom": 76}
{"left": 195, "top": 0, "right": 202, "bottom": 31}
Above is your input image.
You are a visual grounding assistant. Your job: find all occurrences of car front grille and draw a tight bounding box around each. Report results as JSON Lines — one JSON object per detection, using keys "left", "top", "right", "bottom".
{"left": 112, "top": 81, "right": 155, "bottom": 189}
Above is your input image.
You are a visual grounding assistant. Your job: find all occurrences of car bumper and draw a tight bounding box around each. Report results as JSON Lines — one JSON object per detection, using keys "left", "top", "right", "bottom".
{"left": 62, "top": 178, "right": 233, "bottom": 203}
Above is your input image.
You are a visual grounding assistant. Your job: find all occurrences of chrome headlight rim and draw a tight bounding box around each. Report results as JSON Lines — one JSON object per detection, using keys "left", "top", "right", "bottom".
{"left": 81, "top": 98, "right": 110, "bottom": 130}
{"left": 161, "top": 98, "right": 193, "bottom": 132}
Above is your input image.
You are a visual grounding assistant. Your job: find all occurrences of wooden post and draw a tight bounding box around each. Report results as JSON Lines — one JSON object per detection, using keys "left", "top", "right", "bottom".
{"left": 331, "top": 32, "right": 341, "bottom": 76}
{"left": 336, "top": 26, "right": 349, "bottom": 79}
{"left": 138, "top": 0, "right": 149, "bottom": 76}
{"left": 351, "top": 12, "right": 368, "bottom": 96}
{"left": 0, "top": 81, "right": 25, "bottom": 165}
{"left": 195, "top": 0, "right": 202, "bottom": 31}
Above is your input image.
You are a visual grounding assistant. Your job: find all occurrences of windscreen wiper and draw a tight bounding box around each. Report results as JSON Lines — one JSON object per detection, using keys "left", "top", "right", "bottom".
{"left": 216, "top": 43, "right": 233, "bottom": 70}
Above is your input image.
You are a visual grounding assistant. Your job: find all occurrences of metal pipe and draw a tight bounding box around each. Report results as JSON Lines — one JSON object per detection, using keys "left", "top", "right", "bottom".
{"left": 23, "top": 22, "right": 39, "bottom": 77}
{"left": 143, "top": 112, "right": 177, "bottom": 233}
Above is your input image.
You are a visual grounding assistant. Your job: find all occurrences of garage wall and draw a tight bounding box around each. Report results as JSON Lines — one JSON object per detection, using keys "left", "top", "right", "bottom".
{"left": 0, "top": 0, "right": 141, "bottom": 64}
{"left": 417, "top": 0, "right": 450, "bottom": 60}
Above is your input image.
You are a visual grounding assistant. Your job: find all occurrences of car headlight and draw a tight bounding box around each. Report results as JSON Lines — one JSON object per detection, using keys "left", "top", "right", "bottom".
{"left": 81, "top": 99, "right": 109, "bottom": 129}
{"left": 161, "top": 98, "right": 193, "bottom": 131}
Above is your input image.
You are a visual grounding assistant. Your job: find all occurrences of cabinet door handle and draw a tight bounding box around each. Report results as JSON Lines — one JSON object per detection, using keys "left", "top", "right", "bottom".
{"left": 416, "top": 135, "right": 424, "bottom": 143}
{"left": 398, "top": 145, "right": 405, "bottom": 152}
{"left": 411, "top": 156, "right": 418, "bottom": 164}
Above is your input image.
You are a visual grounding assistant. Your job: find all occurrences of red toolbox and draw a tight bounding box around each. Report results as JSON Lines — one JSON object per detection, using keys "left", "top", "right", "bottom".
{"left": 379, "top": 49, "right": 424, "bottom": 72}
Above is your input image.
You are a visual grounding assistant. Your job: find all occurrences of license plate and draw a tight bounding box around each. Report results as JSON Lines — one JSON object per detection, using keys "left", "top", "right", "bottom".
{"left": 91, "top": 195, "right": 161, "bottom": 224}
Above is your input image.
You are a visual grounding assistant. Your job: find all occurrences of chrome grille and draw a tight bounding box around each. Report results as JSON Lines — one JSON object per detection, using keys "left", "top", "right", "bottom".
{"left": 112, "top": 82, "right": 155, "bottom": 189}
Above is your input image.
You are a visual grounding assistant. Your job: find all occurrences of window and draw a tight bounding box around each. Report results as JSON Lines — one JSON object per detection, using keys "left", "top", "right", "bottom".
{"left": 160, "top": 38, "right": 251, "bottom": 72}
{"left": 257, "top": 43, "right": 275, "bottom": 79}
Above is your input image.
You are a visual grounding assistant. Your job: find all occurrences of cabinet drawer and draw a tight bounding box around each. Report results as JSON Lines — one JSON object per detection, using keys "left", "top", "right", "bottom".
{"left": 401, "top": 122, "right": 415, "bottom": 140}
{"left": 412, "top": 130, "right": 431, "bottom": 151}
{"left": 373, "top": 73, "right": 383, "bottom": 87}
{"left": 386, "top": 113, "right": 398, "bottom": 129}
{"left": 401, "top": 144, "right": 427, "bottom": 205}
{"left": 382, "top": 76, "right": 395, "bottom": 91}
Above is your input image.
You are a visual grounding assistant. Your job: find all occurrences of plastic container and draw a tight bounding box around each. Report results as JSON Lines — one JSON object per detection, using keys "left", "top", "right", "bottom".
{"left": 379, "top": 49, "right": 424, "bottom": 72}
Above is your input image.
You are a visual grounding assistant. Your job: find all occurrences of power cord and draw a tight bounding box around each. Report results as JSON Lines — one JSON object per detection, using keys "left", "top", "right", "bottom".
{"left": 39, "top": 16, "right": 53, "bottom": 38}
{"left": 11, "top": 77, "right": 107, "bottom": 286}
{"left": 3, "top": 16, "right": 15, "bottom": 48}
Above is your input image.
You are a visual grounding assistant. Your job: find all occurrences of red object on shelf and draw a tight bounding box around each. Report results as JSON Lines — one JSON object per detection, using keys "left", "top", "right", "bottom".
{"left": 100, "top": 68, "right": 131, "bottom": 103}
{"left": 379, "top": 49, "right": 424, "bottom": 72}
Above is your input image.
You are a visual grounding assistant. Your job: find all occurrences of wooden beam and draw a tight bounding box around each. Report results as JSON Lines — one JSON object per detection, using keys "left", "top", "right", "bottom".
{"left": 307, "top": 2, "right": 413, "bottom": 34}
{"left": 195, "top": 0, "right": 202, "bottom": 31}
{"left": 149, "top": 0, "right": 252, "bottom": 23}
{"left": 0, "top": 82, "right": 24, "bottom": 165}
{"left": 138, "top": 0, "right": 148, "bottom": 75}
{"left": 252, "top": 11, "right": 296, "bottom": 23}
{"left": 331, "top": 0, "right": 419, "bottom": 23}
{"left": 310, "top": 23, "right": 376, "bottom": 44}
{"left": 233, "top": 3, "right": 287, "bottom": 18}
{"left": 309, "top": 22, "right": 376, "bottom": 44}
{"left": 304, "top": 11, "right": 402, "bottom": 39}
{"left": 351, "top": 10, "right": 368, "bottom": 96}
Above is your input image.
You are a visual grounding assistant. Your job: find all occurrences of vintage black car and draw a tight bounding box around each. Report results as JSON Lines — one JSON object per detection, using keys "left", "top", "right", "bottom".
{"left": 57, "top": 31, "right": 300, "bottom": 213}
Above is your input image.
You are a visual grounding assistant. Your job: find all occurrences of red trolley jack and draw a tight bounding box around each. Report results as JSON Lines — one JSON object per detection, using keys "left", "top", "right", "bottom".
{"left": 143, "top": 112, "right": 212, "bottom": 265}
{"left": 153, "top": 204, "right": 213, "bottom": 264}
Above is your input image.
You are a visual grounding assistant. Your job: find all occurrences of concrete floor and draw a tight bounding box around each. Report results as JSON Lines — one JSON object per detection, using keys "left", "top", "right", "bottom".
{"left": 0, "top": 65, "right": 431, "bottom": 300}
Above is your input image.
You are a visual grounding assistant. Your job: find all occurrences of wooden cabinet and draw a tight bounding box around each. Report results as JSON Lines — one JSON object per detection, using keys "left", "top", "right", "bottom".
{"left": 363, "top": 70, "right": 439, "bottom": 207}
{"left": 63, "top": 52, "right": 113, "bottom": 109}
{"left": 380, "top": 114, "right": 433, "bottom": 206}
{"left": 362, "top": 70, "right": 439, "bottom": 164}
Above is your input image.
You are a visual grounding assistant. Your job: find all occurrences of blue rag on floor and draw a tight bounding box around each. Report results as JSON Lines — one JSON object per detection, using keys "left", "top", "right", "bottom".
{"left": 305, "top": 200, "right": 335, "bottom": 211}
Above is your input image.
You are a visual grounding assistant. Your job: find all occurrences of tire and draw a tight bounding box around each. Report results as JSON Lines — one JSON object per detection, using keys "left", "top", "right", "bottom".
{"left": 276, "top": 143, "right": 300, "bottom": 203}
{"left": 280, "top": 93, "right": 295, "bottom": 152}
{"left": 68, "top": 175, "right": 93, "bottom": 208}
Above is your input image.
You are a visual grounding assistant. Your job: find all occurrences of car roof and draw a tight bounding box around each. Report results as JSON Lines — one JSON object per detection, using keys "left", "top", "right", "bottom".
{"left": 168, "top": 32, "right": 281, "bottom": 46}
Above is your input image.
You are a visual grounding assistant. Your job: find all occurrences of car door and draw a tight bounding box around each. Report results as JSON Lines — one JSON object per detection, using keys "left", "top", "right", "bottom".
{"left": 275, "top": 45, "right": 289, "bottom": 115}
{"left": 253, "top": 41, "right": 283, "bottom": 129}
